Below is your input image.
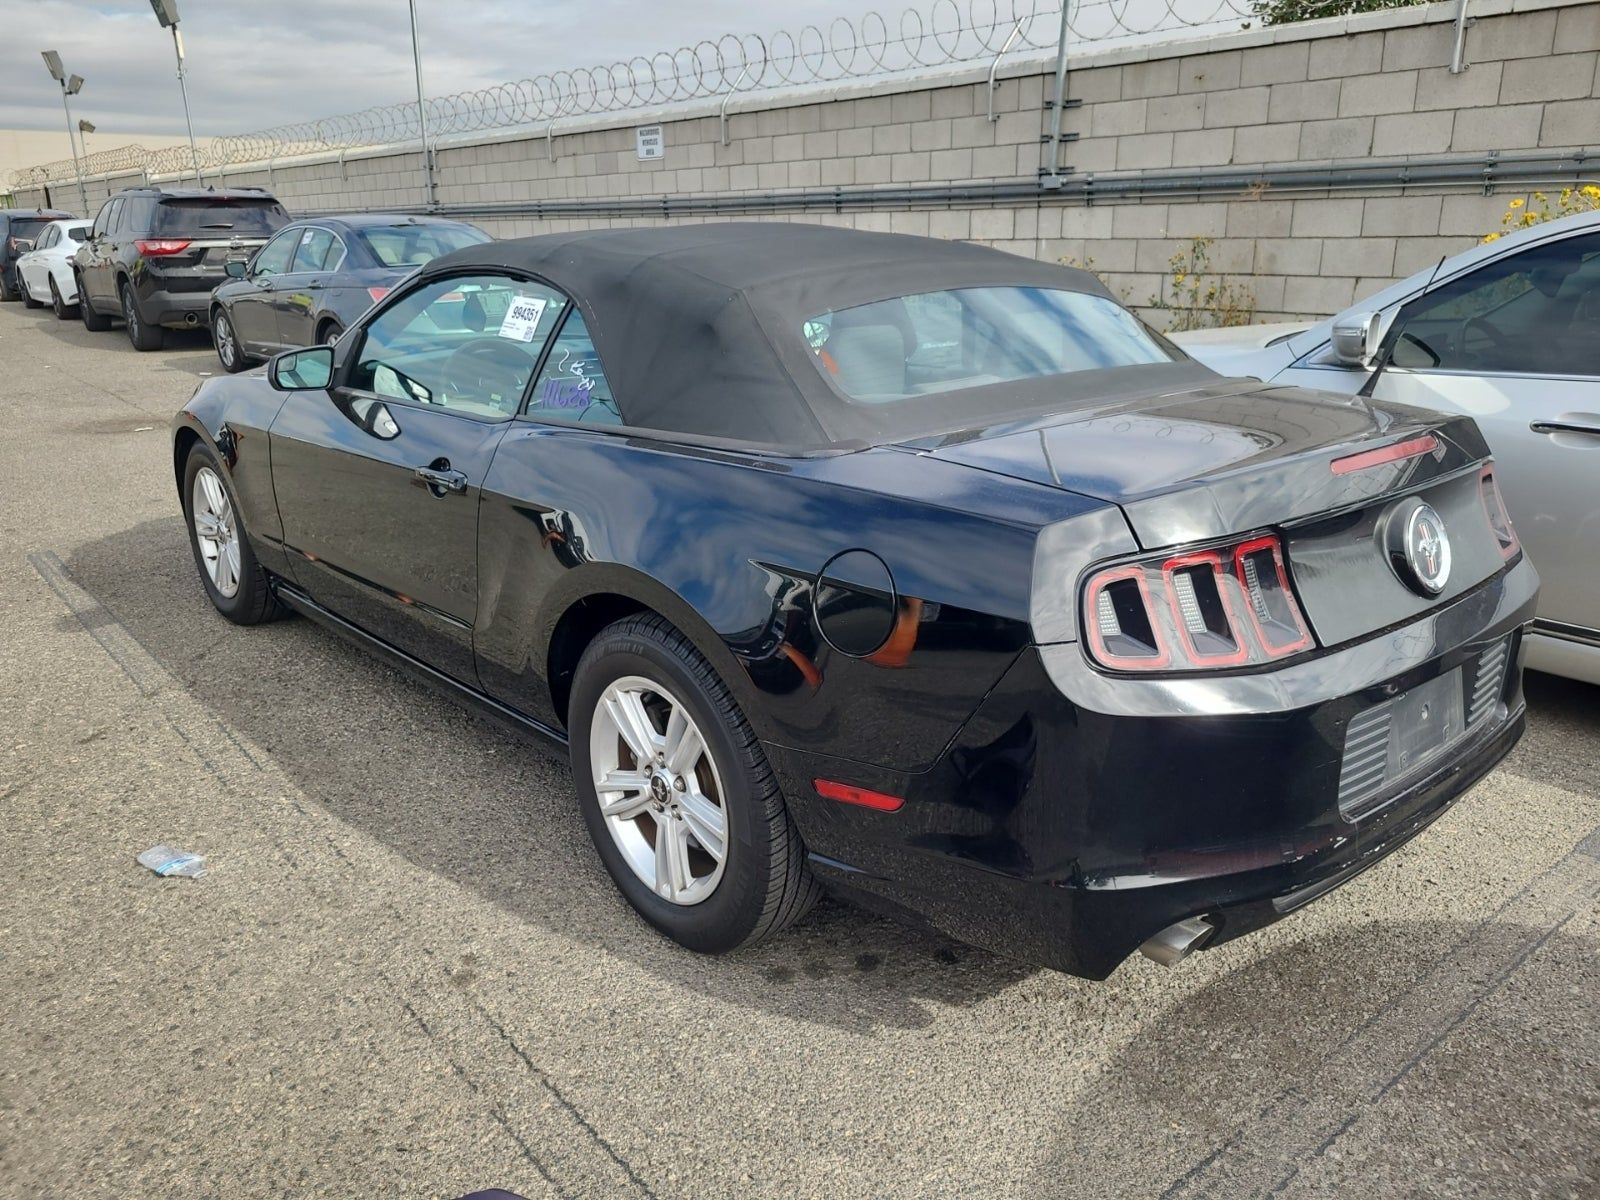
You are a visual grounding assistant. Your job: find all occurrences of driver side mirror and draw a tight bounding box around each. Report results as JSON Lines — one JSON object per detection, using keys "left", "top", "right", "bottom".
{"left": 224, "top": 260, "right": 247, "bottom": 279}
{"left": 269, "top": 345, "right": 334, "bottom": 392}
{"left": 1329, "top": 310, "right": 1393, "bottom": 367}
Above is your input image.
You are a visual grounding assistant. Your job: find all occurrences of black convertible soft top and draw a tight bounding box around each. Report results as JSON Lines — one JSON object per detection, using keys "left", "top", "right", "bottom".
{"left": 423, "top": 222, "right": 1174, "bottom": 450}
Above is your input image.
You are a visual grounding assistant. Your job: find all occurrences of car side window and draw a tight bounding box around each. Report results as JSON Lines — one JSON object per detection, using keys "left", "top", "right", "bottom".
{"left": 104, "top": 199, "right": 125, "bottom": 235}
{"left": 1390, "top": 231, "right": 1600, "bottom": 378}
{"left": 36, "top": 227, "right": 56, "bottom": 250}
{"left": 91, "top": 203, "right": 112, "bottom": 239}
{"left": 525, "top": 310, "right": 624, "bottom": 426}
{"left": 252, "top": 231, "right": 299, "bottom": 277}
{"left": 291, "top": 227, "right": 343, "bottom": 273}
{"left": 349, "top": 274, "right": 565, "bottom": 421}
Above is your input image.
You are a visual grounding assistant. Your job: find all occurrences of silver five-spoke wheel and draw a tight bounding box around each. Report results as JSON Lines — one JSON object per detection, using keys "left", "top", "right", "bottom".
{"left": 590, "top": 676, "right": 728, "bottom": 905}
{"left": 191, "top": 466, "right": 241, "bottom": 598}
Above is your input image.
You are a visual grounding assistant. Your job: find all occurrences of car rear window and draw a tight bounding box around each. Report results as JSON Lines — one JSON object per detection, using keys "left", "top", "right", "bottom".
{"left": 9, "top": 219, "right": 50, "bottom": 240}
{"left": 154, "top": 198, "right": 289, "bottom": 235}
{"left": 803, "top": 287, "right": 1180, "bottom": 404}
{"left": 355, "top": 223, "right": 490, "bottom": 268}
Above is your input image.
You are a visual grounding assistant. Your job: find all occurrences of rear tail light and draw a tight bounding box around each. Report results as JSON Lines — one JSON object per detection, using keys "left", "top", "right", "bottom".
{"left": 134, "top": 238, "right": 192, "bottom": 256}
{"left": 1479, "top": 465, "right": 1519, "bottom": 561}
{"left": 1082, "top": 532, "right": 1314, "bottom": 673}
{"left": 366, "top": 286, "right": 391, "bottom": 303}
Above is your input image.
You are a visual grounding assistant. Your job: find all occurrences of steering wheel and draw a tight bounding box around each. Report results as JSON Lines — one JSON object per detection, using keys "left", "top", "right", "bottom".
{"left": 442, "top": 338, "right": 532, "bottom": 407}
{"left": 1460, "top": 316, "right": 1504, "bottom": 363}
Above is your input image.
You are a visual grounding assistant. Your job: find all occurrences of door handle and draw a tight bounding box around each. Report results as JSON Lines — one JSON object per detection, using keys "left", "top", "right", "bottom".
{"left": 413, "top": 464, "right": 468, "bottom": 495}
{"left": 1529, "top": 419, "right": 1600, "bottom": 438}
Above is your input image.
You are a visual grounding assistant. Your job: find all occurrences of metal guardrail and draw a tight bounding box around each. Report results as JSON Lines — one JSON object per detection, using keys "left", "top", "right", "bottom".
{"left": 11, "top": 0, "right": 1254, "bottom": 191}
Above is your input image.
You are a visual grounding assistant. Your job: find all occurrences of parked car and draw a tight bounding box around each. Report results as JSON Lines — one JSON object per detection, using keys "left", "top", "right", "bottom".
{"left": 73, "top": 185, "right": 289, "bottom": 350}
{"left": 0, "top": 207, "right": 76, "bottom": 302}
{"left": 1176, "top": 209, "right": 1600, "bottom": 686}
{"left": 208, "top": 214, "right": 491, "bottom": 372}
{"left": 171, "top": 224, "right": 1535, "bottom": 978}
{"left": 13, "top": 219, "right": 93, "bottom": 318}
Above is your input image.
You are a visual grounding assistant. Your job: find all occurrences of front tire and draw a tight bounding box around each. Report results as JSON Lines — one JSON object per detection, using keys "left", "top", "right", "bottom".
{"left": 78, "top": 276, "right": 112, "bottom": 331}
{"left": 569, "top": 614, "right": 820, "bottom": 954}
{"left": 122, "top": 281, "right": 164, "bottom": 351}
{"left": 213, "top": 309, "right": 247, "bottom": 373}
{"left": 182, "top": 443, "right": 286, "bottom": 625}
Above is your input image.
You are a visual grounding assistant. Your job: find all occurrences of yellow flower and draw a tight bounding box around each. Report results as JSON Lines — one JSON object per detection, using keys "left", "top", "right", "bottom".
{"left": 1482, "top": 232, "right": 1501, "bottom": 243}
{"left": 1508, "top": 197, "right": 1525, "bottom": 209}
{"left": 1583, "top": 185, "right": 1600, "bottom": 202}
{"left": 1173, "top": 272, "right": 1187, "bottom": 285}
{"left": 1522, "top": 212, "right": 1538, "bottom": 225}
{"left": 1533, "top": 191, "right": 1547, "bottom": 203}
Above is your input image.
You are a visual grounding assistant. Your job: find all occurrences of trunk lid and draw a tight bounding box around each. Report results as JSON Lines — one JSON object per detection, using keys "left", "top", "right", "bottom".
{"left": 905, "top": 379, "right": 1508, "bottom": 648}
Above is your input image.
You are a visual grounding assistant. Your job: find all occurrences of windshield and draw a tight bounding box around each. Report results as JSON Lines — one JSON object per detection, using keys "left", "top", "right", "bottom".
{"left": 154, "top": 198, "right": 289, "bottom": 235}
{"left": 803, "top": 287, "right": 1179, "bottom": 403}
{"left": 355, "top": 223, "right": 490, "bottom": 268}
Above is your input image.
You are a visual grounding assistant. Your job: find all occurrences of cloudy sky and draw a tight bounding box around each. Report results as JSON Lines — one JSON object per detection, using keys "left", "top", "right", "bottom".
{"left": 0, "top": 0, "right": 954, "bottom": 138}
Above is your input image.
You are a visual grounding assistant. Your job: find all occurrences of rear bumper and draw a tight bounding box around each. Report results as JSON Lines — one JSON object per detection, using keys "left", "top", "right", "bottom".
{"left": 133, "top": 284, "right": 215, "bottom": 328}
{"left": 767, "top": 558, "right": 1537, "bottom": 978}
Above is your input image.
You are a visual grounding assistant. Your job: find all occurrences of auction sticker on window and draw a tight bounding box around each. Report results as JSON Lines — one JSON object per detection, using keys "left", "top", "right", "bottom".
{"left": 498, "top": 295, "right": 548, "bottom": 342}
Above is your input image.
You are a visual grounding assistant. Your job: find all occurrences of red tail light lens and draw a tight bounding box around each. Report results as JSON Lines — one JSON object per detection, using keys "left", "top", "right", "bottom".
{"left": 1082, "top": 533, "right": 1314, "bottom": 673}
{"left": 1479, "top": 465, "right": 1519, "bottom": 561}
{"left": 135, "top": 238, "right": 192, "bottom": 256}
{"left": 366, "top": 286, "right": 391, "bottom": 303}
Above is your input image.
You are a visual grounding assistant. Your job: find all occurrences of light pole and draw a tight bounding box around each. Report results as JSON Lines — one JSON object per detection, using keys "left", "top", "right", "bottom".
{"left": 41, "top": 52, "right": 89, "bottom": 213}
{"left": 149, "top": 0, "right": 204, "bottom": 184}
{"left": 407, "top": 0, "right": 437, "bottom": 209}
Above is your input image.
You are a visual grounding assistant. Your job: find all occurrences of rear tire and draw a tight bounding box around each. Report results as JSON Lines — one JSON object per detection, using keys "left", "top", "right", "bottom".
{"left": 213, "top": 309, "right": 248, "bottom": 373}
{"left": 569, "top": 614, "right": 820, "bottom": 954}
{"left": 181, "top": 443, "right": 286, "bottom": 625}
{"left": 50, "top": 277, "right": 76, "bottom": 321}
{"left": 122, "top": 281, "right": 164, "bottom": 351}
{"left": 78, "top": 276, "right": 111, "bottom": 331}
{"left": 20, "top": 275, "right": 42, "bottom": 308}
{"left": 0, "top": 272, "right": 15, "bottom": 302}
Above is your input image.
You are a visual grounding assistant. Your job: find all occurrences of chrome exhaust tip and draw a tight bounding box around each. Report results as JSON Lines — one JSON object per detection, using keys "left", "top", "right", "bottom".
{"left": 1139, "top": 916, "right": 1216, "bottom": 967}
{"left": 184, "top": 311, "right": 200, "bottom": 325}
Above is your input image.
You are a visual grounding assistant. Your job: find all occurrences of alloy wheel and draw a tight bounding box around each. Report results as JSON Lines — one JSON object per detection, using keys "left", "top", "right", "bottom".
{"left": 589, "top": 676, "right": 728, "bottom": 905}
{"left": 215, "top": 313, "right": 237, "bottom": 369}
{"left": 122, "top": 289, "right": 138, "bottom": 340}
{"left": 190, "top": 466, "right": 242, "bottom": 598}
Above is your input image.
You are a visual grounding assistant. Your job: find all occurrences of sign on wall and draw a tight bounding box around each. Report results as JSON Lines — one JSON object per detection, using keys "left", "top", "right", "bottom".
{"left": 635, "top": 125, "right": 664, "bottom": 161}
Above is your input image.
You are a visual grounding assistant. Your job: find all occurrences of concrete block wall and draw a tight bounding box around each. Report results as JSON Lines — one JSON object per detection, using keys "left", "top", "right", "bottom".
{"left": 19, "top": 0, "right": 1599, "bottom": 326}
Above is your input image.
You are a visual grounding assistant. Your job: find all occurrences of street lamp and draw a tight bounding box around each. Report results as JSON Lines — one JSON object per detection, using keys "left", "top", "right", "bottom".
{"left": 149, "top": 0, "right": 203, "bottom": 184}
{"left": 41, "top": 51, "right": 89, "bottom": 213}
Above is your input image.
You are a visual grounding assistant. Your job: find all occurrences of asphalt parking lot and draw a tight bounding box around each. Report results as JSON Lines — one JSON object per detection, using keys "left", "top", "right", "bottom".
{"left": 0, "top": 302, "right": 1596, "bottom": 1200}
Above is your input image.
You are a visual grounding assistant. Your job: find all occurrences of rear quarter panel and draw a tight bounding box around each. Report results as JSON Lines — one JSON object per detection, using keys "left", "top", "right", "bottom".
{"left": 474, "top": 426, "right": 1099, "bottom": 771}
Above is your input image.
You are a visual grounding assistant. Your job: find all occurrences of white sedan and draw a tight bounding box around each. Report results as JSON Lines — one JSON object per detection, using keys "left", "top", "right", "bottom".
{"left": 1176, "top": 209, "right": 1600, "bottom": 687}
{"left": 15, "top": 219, "right": 93, "bottom": 319}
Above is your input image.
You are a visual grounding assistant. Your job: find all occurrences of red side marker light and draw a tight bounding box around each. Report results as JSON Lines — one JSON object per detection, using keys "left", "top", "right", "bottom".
{"left": 814, "top": 779, "right": 904, "bottom": 812}
{"left": 1330, "top": 433, "right": 1439, "bottom": 476}
{"left": 367, "top": 286, "right": 391, "bottom": 303}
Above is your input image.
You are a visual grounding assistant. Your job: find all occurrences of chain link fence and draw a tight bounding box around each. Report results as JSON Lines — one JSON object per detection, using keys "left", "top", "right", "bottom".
{"left": 11, "top": 0, "right": 1253, "bottom": 190}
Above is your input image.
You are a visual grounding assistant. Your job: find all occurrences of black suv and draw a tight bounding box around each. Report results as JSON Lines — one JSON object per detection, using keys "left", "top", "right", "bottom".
{"left": 73, "top": 186, "right": 289, "bottom": 350}
{"left": 1, "top": 207, "right": 77, "bottom": 302}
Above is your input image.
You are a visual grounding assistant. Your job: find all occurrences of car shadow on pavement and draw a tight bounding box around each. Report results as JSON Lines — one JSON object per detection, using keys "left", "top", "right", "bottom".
{"left": 58, "top": 517, "right": 1039, "bottom": 1032}
{"left": 1026, "top": 915, "right": 1599, "bottom": 1198}
{"left": 6, "top": 300, "right": 218, "bottom": 377}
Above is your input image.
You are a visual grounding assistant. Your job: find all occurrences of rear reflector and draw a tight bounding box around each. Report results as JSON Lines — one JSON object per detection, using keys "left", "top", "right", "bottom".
{"left": 1330, "top": 434, "right": 1439, "bottom": 476}
{"left": 1479, "top": 465, "right": 1519, "bottom": 561}
{"left": 367, "top": 286, "right": 391, "bottom": 303}
{"left": 134, "top": 238, "right": 192, "bottom": 256}
{"left": 814, "top": 779, "right": 904, "bottom": 812}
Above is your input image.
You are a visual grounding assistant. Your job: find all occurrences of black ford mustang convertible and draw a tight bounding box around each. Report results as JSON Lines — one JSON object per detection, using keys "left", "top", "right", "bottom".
{"left": 172, "top": 224, "right": 1536, "bottom": 978}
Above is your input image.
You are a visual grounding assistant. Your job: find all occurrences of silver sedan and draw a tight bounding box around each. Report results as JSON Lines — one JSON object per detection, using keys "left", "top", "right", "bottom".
{"left": 1176, "top": 209, "right": 1600, "bottom": 686}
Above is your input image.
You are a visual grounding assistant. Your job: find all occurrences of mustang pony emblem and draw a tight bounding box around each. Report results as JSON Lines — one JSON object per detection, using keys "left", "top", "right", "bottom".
{"left": 1387, "top": 499, "right": 1452, "bottom": 596}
